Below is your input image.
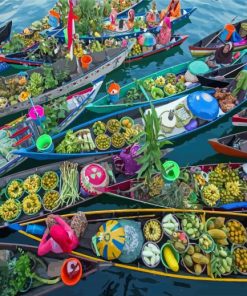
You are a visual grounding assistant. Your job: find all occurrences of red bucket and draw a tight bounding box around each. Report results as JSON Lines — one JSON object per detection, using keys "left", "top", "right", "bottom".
{"left": 61, "top": 258, "right": 83, "bottom": 286}
{"left": 81, "top": 55, "right": 92, "bottom": 70}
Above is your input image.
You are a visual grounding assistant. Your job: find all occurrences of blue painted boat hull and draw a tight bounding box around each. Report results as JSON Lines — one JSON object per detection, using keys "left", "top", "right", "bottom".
{"left": 46, "top": 8, "right": 196, "bottom": 42}
{"left": 14, "top": 87, "right": 247, "bottom": 161}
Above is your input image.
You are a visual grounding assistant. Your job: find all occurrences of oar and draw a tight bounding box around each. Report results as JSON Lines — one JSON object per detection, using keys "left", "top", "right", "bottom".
{"left": 214, "top": 61, "right": 247, "bottom": 81}
{"left": 7, "top": 214, "right": 156, "bottom": 232}
{"left": 204, "top": 16, "right": 238, "bottom": 48}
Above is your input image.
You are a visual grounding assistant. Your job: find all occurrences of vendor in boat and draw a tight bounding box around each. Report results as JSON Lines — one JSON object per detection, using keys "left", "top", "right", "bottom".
{"left": 206, "top": 42, "right": 234, "bottom": 68}
{"left": 227, "top": 70, "right": 247, "bottom": 103}
{"left": 127, "top": 9, "right": 135, "bottom": 29}
{"left": 160, "top": 0, "right": 181, "bottom": 20}
{"left": 38, "top": 212, "right": 87, "bottom": 256}
{"left": 156, "top": 17, "right": 172, "bottom": 45}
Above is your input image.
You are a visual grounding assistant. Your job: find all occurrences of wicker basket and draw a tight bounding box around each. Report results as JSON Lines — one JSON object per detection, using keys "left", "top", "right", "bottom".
{"left": 239, "top": 23, "right": 247, "bottom": 38}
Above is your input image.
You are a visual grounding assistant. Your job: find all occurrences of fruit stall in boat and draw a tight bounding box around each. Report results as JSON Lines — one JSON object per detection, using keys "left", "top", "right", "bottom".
{"left": 0, "top": 242, "right": 102, "bottom": 296}
{"left": 87, "top": 52, "right": 246, "bottom": 115}
{"left": 46, "top": 0, "right": 196, "bottom": 42}
{"left": 209, "top": 131, "right": 247, "bottom": 159}
{"left": 0, "top": 33, "right": 187, "bottom": 68}
{"left": 0, "top": 42, "right": 132, "bottom": 122}
{"left": 14, "top": 75, "right": 247, "bottom": 161}
{"left": 108, "top": 162, "right": 247, "bottom": 211}
{"left": 14, "top": 208, "right": 247, "bottom": 284}
{"left": 189, "top": 19, "right": 247, "bottom": 57}
{"left": 232, "top": 108, "right": 247, "bottom": 126}
{"left": 0, "top": 155, "right": 128, "bottom": 229}
{"left": 0, "top": 80, "right": 102, "bottom": 176}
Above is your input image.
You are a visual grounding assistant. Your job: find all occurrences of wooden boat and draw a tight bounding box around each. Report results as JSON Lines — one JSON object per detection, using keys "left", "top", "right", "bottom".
{"left": 15, "top": 208, "right": 247, "bottom": 285}
{"left": 0, "top": 21, "right": 12, "bottom": 44}
{"left": 0, "top": 243, "right": 101, "bottom": 296}
{"left": 197, "top": 62, "right": 247, "bottom": 88}
{"left": 209, "top": 131, "right": 247, "bottom": 159}
{"left": 107, "top": 162, "right": 247, "bottom": 211}
{"left": 232, "top": 109, "right": 247, "bottom": 126}
{"left": 125, "top": 34, "right": 188, "bottom": 63}
{"left": 105, "top": 0, "right": 144, "bottom": 18}
{"left": 14, "top": 86, "right": 247, "bottom": 161}
{"left": 87, "top": 60, "right": 200, "bottom": 114}
{"left": 48, "top": 8, "right": 196, "bottom": 42}
{"left": 0, "top": 153, "right": 127, "bottom": 229}
{"left": 189, "top": 19, "right": 247, "bottom": 57}
{"left": 0, "top": 34, "right": 188, "bottom": 68}
{"left": 0, "top": 80, "right": 102, "bottom": 176}
{"left": 87, "top": 50, "right": 246, "bottom": 115}
{"left": 0, "top": 43, "right": 132, "bottom": 121}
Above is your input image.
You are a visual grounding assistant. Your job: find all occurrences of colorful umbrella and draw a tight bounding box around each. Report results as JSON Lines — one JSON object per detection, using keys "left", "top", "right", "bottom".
{"left": 138, "top": 32, "right": 156, "bottom": 46}
{"left": 95, "top": 220, "right": 125, "bottom": 260}
{"left": 187, "top": 91, "right": 219, "bottom": 121}
{"left": 118, "top": 220, "right": 144, "bottom": 263}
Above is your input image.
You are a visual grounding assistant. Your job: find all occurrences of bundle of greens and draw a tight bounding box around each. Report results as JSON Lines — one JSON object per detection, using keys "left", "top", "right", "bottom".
{"left": 0, "top": 249, "right": 60, "bottom": 296}
{"left": 26, "top": 72, "right": 44, "bottom": 97}
{"left": 55, "top": 129, "right": 95, "bottom": 154}
{"left": 58, "top": 161, "right": 82, "bottom": 206}
{"left": 43, "top": 96, "right": 68, "bottom": 134}
{"left": 136, "top": 104, "right": 172, "bottom": 186}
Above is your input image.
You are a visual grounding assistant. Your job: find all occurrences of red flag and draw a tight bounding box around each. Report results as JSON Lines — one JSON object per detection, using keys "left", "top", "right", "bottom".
{"left": 67, "top": 0, "right": 77, "bottom": 60}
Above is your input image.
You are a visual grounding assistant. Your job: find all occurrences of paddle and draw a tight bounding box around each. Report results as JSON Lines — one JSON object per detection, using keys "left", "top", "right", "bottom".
{"left": 7, "top": 214, "right": 156, "bottom": 232}
{"left": 47, "top": 260, "right": 112, "bottom": 278}
{"left": 204, "top": 16, "right": 238, "bottom": 48}
{"left": 214, "top": 61, "right": 247, "bottom": 81}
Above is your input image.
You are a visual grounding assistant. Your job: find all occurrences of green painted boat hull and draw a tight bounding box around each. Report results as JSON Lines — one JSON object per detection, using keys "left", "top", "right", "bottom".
{"left": 86, "top": 61, "right": 199, "bottom": 114}
{"left": 87, "top": 49, "right": 247, "bottom": 114}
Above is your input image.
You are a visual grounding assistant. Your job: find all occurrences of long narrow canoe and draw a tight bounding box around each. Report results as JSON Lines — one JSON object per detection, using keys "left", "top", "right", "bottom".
{"left": 48, "top": 8, "right": 196, "bottom": 42}
{"left": 86, "top": 60, "right": 200, "bottom": 114}
{"left": 87, "top": 51, "right": 246, "bottom": 115}
{"left": 0, "top": 243, "right": 100, "bottom": 296}
{"left": 14, "top": 87, "right": 247, "bottom": 161}
{"left": 0, "top": 80, "right": 102, "bottom": 176}
{"left": 0, "top": 154, "right": 121, "bottom": 229}
{"left": 105, "top": 0, "right": 145, "bottom": 18}
{"left": 0, "top": 34, "right": 188, "bottom": 68}
{"left": 106, "top": 162, "right": 247, "bottom": 211}
{"left": 232, "top": 109, "right": 247, "bottom": 126}
{"left": 0, "top": 21, "right": 12, "bottom": 43}
{"left": 0, "top": 44, "right": 132, "bottom": 121}
{"left": 189, "top": 19, "right": 247, "bottom": 57}
{"left": 209, "top": 131, "right": 247, "bottom": 159}
{"left": 16, "top": 208, "right": 247, "bottom": 285}
{"left": 126, "top": 35, "right": 188, "bottom": 63}
{"left": 197, "top": 62, "right": 247, "bottom": 88}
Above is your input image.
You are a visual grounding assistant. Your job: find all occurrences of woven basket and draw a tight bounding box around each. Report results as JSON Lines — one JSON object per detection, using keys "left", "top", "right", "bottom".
{"left": 239, "top": 23, "right": 247, "bottom": 38}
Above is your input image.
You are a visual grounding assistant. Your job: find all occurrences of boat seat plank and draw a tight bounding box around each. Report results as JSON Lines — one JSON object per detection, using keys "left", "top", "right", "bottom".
{"left": 79, "top": 222, "right": 101, "bottom": 250}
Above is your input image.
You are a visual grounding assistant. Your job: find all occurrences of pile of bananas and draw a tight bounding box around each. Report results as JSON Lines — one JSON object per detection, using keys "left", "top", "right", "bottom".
{"left": 202, "top": 184, "right": 220, "bottom": 207}
{"left": 7, "top": 179, "right": 24, "bottom": 199}
{"left": 148, "top": 175, "right": 164, "bottom": 197}
{"left": 74, "top": 43, "right": 84, "bottom": 58}
{"left": 43, "top": 190, "right": 60, "bottom": 211}
{"left": 23, "top": 174, "right": 41, "bottom": 193}
{"left": 129, "top": 44, "right": 142, "bottom": 57}
{"left": 143, "top": 219, "right": 163, "bottom": 242}
{"left": 209, "top": 164, "right": 246, "bottom": 204}
{"left": 0, "top": 199, "right": 22, "bottom": 221}
{"left": 22, "top": 194, "right": 42, "bottom": 215}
